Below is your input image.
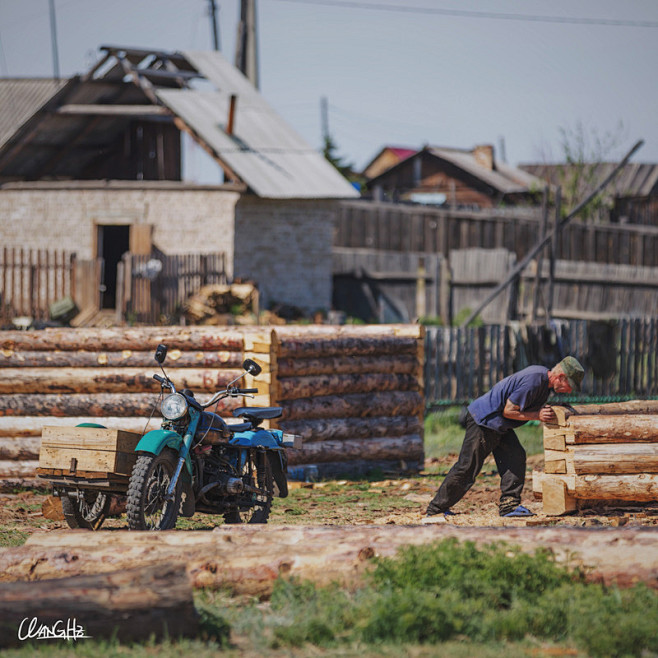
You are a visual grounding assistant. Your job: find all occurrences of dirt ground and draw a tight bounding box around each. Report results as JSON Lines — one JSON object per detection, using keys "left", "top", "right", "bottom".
{"left": 2, "top": 454, "right": 657, "bottom": 544}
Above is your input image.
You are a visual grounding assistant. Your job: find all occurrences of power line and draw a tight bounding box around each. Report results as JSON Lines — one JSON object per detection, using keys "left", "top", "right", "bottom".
{"left": 267, "top": 0, "right": 658, "bottom": 28}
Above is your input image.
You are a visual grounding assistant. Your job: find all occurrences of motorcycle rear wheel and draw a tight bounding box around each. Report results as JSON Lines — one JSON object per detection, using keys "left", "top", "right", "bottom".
{"left": 126, "top": 450, "right": 181, "bottom": 530}
{"left": 61, "top": 490, "right": 110, "bottom": 530}
{"left": 223, "top": 451, "right": 273, "bottom": 524}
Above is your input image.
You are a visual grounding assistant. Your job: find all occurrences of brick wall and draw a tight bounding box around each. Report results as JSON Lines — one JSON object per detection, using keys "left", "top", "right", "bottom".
{"left": 0, "top": 183, "right": 240, "bottom": 271}
{"left": 233, "top": 197, "right": 337, "bottom": 314}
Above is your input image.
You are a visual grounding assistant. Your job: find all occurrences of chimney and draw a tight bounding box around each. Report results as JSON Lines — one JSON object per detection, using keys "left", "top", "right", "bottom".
{"left": 473, "top": 144, "right": 495, "bottom": 170}
{"left": 226, "top": 94, "right": 237, "bottom": 135}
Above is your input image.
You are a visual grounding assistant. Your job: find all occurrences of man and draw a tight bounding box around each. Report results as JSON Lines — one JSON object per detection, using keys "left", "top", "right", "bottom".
{"left": 423, "top": 356, "right": 584, "bottom": 523}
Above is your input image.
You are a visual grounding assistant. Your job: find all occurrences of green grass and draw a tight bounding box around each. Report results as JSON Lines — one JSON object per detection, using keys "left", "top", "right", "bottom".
{"left": 4, "top": 540, "right": 657, "bottom": 657}
{"left": 424, "top": 407, "right": 544, "bottom": 459}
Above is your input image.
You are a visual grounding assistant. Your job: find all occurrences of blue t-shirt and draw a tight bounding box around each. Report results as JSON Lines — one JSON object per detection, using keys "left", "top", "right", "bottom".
{"left": 468, "top": 365, "right": 550, "bottom": 434}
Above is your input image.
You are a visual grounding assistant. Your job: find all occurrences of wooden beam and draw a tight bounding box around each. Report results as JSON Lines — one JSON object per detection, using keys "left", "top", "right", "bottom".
{"left": 56, "top": 104, "right": 170, "bottom": 117}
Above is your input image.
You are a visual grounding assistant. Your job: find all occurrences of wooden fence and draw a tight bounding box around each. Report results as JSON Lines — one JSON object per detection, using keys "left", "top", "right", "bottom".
{"left": 0, "top": 248, "right": 76, "bottom": 324}
{"left": 424, "top": 318, "right": 658, "bottom": 408}
{"left": 121, "top": 252, "right": 227, "bottom": 324}
{"left": 335, "top": 201, "right": 658, "bottom": 267}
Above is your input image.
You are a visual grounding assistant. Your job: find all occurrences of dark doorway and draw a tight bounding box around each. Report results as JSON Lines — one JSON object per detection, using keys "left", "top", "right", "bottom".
{"left": 98, "top": 225, "right": 130, "bottom": 309}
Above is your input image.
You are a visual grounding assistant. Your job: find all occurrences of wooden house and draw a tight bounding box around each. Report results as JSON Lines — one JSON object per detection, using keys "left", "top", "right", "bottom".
{"left": 365, "top": 144, "right": 543, "bottom": 208}
{"left": 0, "top": 46, "right": 358, "bottom": 321}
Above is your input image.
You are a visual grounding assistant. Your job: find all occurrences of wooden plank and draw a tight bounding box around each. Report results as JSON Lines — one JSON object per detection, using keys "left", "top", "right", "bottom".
{"left": 38, "top": 446, "right": 136, "bottom": 475}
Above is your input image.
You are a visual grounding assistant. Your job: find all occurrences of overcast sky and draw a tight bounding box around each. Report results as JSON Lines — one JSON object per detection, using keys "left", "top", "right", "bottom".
{"left": 1, "top": 0, "right": 656, "bottom": 177}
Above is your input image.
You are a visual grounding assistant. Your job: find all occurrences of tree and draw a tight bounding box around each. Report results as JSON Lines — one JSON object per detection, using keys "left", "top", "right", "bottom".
{"left": 322, "top": 134, "right": 364, "bottom": 189}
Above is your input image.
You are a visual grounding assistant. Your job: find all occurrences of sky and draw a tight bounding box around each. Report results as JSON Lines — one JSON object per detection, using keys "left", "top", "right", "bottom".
{"left": 0, "top": 0, "right": 657, "bottom": 181}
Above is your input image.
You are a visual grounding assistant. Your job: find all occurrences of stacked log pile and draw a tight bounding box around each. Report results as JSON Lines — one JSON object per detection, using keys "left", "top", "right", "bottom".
{"left": 0, "top": 324, "right": 425, "bottom": 483}
{"left": 533, "top": 401, "right": 658, "bottom": 515}
{"left": 270, "top": 325, "right": 425, "bottom": 476}
{"left": 0, "top": 327, "right": 271, "bottom": 484}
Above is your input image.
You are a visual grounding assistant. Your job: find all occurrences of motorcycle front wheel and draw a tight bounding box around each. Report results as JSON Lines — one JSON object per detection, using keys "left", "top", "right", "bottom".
{"left": 126, "top": 450, "right": 181, "bottom": 530}
{"left": 61, "top": 490, "right": 110, "bottom": 530}
{"left": 223, "top": 451, "right": 273, "bottom": 524}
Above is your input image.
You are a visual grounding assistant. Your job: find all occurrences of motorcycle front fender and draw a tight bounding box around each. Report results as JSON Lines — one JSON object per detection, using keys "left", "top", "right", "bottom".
{"left": 135, "top": 429, "right": 193, "bottom": 478}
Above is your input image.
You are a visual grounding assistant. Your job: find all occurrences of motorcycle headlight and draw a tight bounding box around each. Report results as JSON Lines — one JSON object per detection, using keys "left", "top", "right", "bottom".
{"left": 161, "top": 393, "right": 188, "bottom": 420}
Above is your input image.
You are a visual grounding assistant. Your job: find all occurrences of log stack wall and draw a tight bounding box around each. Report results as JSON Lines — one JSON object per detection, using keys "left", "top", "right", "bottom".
{"left": 270, "top": 324, "right": 425, "bottom": 478}
{"left": 533, "top": 401, "right": 658, "bottom": 515}
{"left": 0, "top": 324, "right": 425, "bottom": 484}
{"left": 0, "top": 326, "right": 270, "bottom": 485}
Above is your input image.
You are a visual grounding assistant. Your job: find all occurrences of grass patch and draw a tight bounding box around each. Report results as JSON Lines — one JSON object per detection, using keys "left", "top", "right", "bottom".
{"left": 257, "top": 539, "right": 658, "bottom": 657}
{"left": 424, "top": 407, "right": 544, "bottom": 459}
{"left": 0, "top": 528, "right": 30, "bottom": 547}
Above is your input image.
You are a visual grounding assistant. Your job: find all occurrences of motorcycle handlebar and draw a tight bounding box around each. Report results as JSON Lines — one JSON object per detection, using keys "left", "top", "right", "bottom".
{"left": 238, "top": 388, "right": 258, "bottom": 394}
{"left": 153, "top": 373, "right": 166, "bottom": 384}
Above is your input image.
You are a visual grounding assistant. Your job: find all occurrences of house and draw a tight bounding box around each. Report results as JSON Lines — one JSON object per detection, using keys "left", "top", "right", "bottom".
{"left": 362, "top": 146, "right": 417, "bottom": 180}
{"left": 0, "top": 46, "right": 358, "bottom": 317}
{"left": 520, "top": 162, "right": 658, "bottom": 225}
{"left": 364, "top": 144, "right": 543, "bottom": 208}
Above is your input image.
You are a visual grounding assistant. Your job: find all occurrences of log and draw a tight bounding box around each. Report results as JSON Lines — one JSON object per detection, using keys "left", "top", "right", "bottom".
{"left": 0, "top": 417, "right": 155, "bottom": 436}
{"left": 277, "top": 354, "right": 419, "bottom": 377}
{"left": 0, "top": 393, "right": 241, "bottom": 417}
{"left": 286, "top": 434, "right": 424, "bottom": 465}
{"left": 277, "top": 336, "right": 421, "bottom": 359}
{"left": 574, "top": 443, "right": 658, "bottom": 474}
{"left": 1, "top": 525, "right": 656, "bottom": 595}
{"left": 0, "top": 563, "right": 197, "bottom": 647}
{"left": 575, "top": 473, "right": 658, "bottom": 501}
{"left": 0, "top": 367, "right": 243, "bottom": 394}
{"left": 0, "top": 437, "right": 40, "bottom": 460}
{"left": 0, "top": 460, "right": 39, "bottom": 478}
{"left": 569, "top": 400, "right": 658, "bottom": 416}
{"left": 0, "top": 349, "right": 243, "bottom": 368}
{"left": 277, "top": 373, "right": 420, "bottom": 400}
{"left": 0, "top": 327, "right": 246, "bottom": 351}
{"left": 281, "top": 391, "right": 424, "bottom": 421}
{"left": 565, "top": 415, "right": 658, "bottom": 444}
{"left": 279, "top": 416, "right": 423, "bottom": 443}
{"left": 537, "top": 472, "right": 658, "bottom": 503}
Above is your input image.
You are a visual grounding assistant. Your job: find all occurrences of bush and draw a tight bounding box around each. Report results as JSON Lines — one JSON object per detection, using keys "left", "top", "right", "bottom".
{"left": 267, "top": 539, "right": 658, "bottom": 656}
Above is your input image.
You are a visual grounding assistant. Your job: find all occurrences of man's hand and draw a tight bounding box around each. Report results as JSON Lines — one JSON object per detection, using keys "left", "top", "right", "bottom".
{"left": 538, "top": 405, "right": 557, "bottom": 424}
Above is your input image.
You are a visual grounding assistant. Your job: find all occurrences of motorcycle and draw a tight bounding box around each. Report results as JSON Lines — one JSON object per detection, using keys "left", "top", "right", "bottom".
{"left": 124, "top": 344, "right": 290, "bottom": 530}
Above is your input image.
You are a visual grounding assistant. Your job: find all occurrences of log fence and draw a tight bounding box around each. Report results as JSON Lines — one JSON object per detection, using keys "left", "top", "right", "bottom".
{"left": 0, "top": 324, "right": 425, "bottom": 484}
{"left": 0, "top": 248, "right": 76, "bottom": 324}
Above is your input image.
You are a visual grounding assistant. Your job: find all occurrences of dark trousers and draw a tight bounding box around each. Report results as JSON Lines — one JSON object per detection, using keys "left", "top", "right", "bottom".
{"left": 427, "top": 412, "right": 526, "bottom": 516}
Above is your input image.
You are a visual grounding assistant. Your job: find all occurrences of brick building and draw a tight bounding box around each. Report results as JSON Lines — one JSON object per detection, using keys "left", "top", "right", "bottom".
{"left": 0, "top": 47, "right": 357, "bottom": 317}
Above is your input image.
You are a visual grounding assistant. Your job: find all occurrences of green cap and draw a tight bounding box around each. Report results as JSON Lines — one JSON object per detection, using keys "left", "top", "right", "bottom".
{"left": 557, "top": 356, "right": 584, "bottom": 391}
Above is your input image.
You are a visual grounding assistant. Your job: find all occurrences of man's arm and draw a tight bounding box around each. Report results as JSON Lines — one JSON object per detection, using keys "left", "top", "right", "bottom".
{"left": 503, "top": 400, "right": 556, "bottom": 423}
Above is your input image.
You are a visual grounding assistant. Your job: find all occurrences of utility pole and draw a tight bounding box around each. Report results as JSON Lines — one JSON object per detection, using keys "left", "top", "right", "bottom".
{"left": 48, "top": 0, "right": 60, "bottom": 80}
{"left": 320, "top": 96, "right": 329, "bottom": 141}
{"left": 235, "top": 0, "right": 259, "bottom": 88}
{"left": 207, "top": 0, "right": 220, "bottom": 51}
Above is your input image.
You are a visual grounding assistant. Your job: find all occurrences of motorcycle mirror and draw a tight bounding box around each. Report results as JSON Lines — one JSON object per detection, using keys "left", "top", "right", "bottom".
{"left": 242, "top": 358, "right": 262, "bottom": 377}
{"left": 154, "top": 344, "right": 168, "bottom": 364}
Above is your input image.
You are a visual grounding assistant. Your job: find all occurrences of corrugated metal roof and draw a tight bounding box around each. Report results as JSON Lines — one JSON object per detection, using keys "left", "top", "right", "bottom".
{"left": 427, "top": 147, "right": 542, "bottom": 194}
{"left": 165, "top": 51, "right": 358, "bottom": 199}
{"left": 521, "top": 162, "right": 658, "bottom": 197}
{"left": 0, "top": 78, "right": 68, "bottom": 150}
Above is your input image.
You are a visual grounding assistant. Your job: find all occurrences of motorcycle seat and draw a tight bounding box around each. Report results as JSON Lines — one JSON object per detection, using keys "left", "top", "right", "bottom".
{"left": 232, "top": 406, "right": 283, "bottom": 420}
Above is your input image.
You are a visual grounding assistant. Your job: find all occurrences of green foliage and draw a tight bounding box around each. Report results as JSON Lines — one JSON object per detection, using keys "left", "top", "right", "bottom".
{"left": 452, "top": 307, "right": 483, "bottom": 327}
{"left": 263, "top": 539, "right": 658, "bottom": 656}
